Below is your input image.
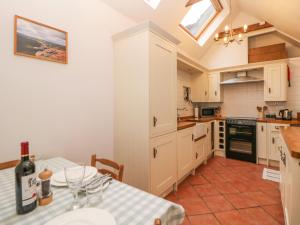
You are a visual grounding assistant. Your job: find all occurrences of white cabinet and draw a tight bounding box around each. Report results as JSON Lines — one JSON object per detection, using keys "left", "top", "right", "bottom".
{"left": 150, "top": 35, "right": 177, "bottom": 137}
{"left": 279, "top": 134, "right": 300, "bottom": 225}
{"left": 150, "top": 132, "right": 177, "bottom": 196}
{"left": 113, "top": 22, "right": 179, "bottom": 194}
{"left": 257, "top": 122, "right": 267, "bottom": 159}
{"left": 193, "top": 137, "right": 206, "bottom": 168}
{"left": 264, "top": 63, "right": 288, "bottom": 101}
{"left": 208, "top": 73, "right": 222, "bottom": 102}
{"left": 191, "top": 73, "right": 209, "bottom": 102}
{"left": 268, "top": 124, "right": 289, "bottom": 161}
{"left": 177, "top": 127, "right": 194, "bottom": 180}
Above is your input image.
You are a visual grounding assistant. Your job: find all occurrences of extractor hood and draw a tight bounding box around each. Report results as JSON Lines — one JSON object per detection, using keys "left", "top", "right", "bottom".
{"left": 220, "top": 71, "right": 264, "bottom": 85}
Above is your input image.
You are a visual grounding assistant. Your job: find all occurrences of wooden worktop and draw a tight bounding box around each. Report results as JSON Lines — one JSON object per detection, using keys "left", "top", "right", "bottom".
{"left": 177, "top": 121, "right": 196, "bottom": 130}
{"left": 257, "top": 118, "right": 300, "bottom": 125}
{"left": 280, "top": 127, "right": 300, "bottom": 159}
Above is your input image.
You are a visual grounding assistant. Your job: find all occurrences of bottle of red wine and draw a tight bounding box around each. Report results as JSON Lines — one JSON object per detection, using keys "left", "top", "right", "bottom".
{"left": 15, "top": 142, "right": 37, "bottom": 214}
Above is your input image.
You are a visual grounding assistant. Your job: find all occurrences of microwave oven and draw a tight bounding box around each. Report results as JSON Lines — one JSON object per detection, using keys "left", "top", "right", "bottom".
{"left": 200, "top": 107, "right": 217, "bottom": 117}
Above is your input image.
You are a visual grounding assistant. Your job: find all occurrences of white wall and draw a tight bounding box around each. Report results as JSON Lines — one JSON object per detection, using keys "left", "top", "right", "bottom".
{"left": 177, "top": 70, "right": 193, "bottom": 117}
{"left": 0, "top": 0, "right": 135, "bottom": 163}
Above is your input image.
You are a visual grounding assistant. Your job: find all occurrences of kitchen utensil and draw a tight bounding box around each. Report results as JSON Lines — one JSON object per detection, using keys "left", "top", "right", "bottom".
{"left": 44, "top": 208, "right": 116, "bottom": 225}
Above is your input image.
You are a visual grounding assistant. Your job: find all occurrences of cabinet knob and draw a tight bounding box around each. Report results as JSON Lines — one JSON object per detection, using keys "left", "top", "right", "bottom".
{"left": 192, "top": 134, "right": 194, "bottom": 141}
{"left": 261, "top": 126, "right": 264, "bottom": 132}
{"left": 268, "top": 88, "right": 271, "bottom": 93}
{"left": 205, "top": 91, "right": 207, "bottom": 96}
{"left": 196, "top": 152, "right": 198, "bottom": 159}
{"left": 215, "top": 91, "right": 217, "bottom": 96}
{"left": 153, "top": 116, "right": 158, "bottom": 127}
{"left": 272, "top": 137, "right": 275, "bottom": 144}
{"left": 153, "top": 148, "right": 158, "bottom": 158}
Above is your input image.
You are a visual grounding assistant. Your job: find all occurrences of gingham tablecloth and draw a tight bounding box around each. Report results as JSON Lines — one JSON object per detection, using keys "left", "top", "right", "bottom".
{"left": 0, "top": 157, "right": 184, "bottom": 225}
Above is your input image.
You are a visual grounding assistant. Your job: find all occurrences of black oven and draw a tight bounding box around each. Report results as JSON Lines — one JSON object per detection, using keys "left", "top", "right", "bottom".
{"left": 226, "top": 118, "right": 257, "bottom": 163}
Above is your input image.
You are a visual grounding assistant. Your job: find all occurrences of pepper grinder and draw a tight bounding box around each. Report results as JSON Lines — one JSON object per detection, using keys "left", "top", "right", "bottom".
{"left": 38, "top": 168, "right": 53, "bottom": 206}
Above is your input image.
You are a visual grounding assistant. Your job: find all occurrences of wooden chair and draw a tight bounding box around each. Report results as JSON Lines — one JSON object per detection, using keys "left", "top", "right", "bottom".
{"left": 90, "top": 154, "right": 124, "bottom": 181}
{"left": 0, "top": 155, "right": 36, "bottom": 170}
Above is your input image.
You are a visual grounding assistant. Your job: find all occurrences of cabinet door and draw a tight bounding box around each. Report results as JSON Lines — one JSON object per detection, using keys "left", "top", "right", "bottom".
{"left": 177, "top": 128, "right": 194, "bottom": 180}
{"left": 205, "top": 122, "right": 212, "bottom": 157}
{"left": 208, "top": 73, "right": 221, "bottom": 102}
{"left": 257, "top": 123, "right": 267, "bottom": 159}
{"left": 149, "top": 34, "right": 177, "bottom": 138}
{"left": 264, "top": 63, "right": 287, "bottom": 101}
{"left": 194, "top": 138, "right": 205, "bottom": 168}
{"left": 150, "top": 132, "right": 177, "bottom": 196}
{"left": 191, "top": 73, "right": 209, "bottom": 102}
{"left": 268, "top": 131, "right": 280, "bottom": 161}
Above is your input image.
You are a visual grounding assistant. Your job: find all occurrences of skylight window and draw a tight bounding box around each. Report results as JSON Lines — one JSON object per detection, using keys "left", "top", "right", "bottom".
{"left": 144, "top": 0, "right": 161, "bottom": 10}
{"left": 180, "top": 0, "right": 222, "bottom": 40}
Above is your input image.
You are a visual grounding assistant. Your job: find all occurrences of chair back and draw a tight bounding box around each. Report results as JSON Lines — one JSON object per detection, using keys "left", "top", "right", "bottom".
{"left": 0, "top": 160, "right": 20, "bottom": 170}
{"left": 0, "top": 155, "right": 36, "bottom": 170}
{"left": 91, "top": 154, "right": 124, "bottom": 181}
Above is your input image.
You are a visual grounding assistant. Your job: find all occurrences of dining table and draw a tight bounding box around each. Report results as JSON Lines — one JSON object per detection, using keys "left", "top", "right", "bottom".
{"left": 0, "top": 157, "right": 185, "bottom": 225}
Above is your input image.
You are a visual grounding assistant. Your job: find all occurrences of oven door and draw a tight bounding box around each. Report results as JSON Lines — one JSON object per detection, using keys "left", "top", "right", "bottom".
{"left": 226, "top": 124, "right": 257, "bottom": 163}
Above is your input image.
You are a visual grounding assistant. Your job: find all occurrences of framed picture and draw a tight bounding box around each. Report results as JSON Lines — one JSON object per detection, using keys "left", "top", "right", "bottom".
{"left": 14, "top": 15, "right": 68, "bottom": 64}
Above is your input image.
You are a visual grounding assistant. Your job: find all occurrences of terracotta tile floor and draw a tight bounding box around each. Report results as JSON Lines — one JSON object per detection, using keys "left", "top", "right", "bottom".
{"left": 165, "top": 156, "right": 284, "bottom": 225}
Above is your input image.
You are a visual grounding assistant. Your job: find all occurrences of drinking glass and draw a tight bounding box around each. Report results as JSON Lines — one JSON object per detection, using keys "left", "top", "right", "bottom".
{"left": 64, "top": 164, "right": 86, "bottom": 210}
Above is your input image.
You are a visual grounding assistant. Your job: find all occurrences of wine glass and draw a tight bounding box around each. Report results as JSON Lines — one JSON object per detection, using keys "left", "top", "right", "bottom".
{"left": 64, "top": 164, "right": 86, "bottom": 210}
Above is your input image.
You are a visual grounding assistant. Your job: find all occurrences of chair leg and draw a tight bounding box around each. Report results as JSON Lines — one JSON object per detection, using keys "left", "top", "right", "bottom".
{"left": 154, "top": 218, "right": 161, "bottom": 225}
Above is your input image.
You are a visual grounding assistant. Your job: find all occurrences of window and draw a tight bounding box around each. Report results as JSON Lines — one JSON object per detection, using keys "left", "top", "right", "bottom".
{"left": 180, "top": 0, "right": 222, "bottom": 40}
{"left": 144, "top": 0, "right": 161, "bottom": 10}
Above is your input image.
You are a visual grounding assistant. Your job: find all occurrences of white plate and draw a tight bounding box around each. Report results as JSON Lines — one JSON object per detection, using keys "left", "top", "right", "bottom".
{"left": 44, "top": 208, "right": 116, "bottom": 225}
{"left": 52, "top": 166, "right": 97, "bottom": 183}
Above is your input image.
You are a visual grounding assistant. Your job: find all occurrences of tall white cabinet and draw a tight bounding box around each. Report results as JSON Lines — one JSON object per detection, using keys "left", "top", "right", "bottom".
{"left": 113, "top": 22, "right": 180, "bottom": 196}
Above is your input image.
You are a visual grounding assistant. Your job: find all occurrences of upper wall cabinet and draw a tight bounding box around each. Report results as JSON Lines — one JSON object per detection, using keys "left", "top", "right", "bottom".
{"left": 191, "top": 72, "right": 209, "bottom": 102}
{"left": 264, "top": 63, "right": 288, "bottom": 102}
{"left": 208, "top": 72, "right": 222, "bottom": 102}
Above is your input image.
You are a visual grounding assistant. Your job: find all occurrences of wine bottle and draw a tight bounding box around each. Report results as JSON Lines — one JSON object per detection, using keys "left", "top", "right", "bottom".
{"left": 15, "top": 142, "right": 37, "bottom": 214}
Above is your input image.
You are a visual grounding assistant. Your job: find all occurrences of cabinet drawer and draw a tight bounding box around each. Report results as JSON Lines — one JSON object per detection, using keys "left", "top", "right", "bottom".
{"left": 268, "top": 123, "right": 289, "bottom": 132}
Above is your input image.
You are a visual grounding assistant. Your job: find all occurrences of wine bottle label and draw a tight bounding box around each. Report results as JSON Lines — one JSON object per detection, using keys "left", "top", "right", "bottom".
{"left": 21, "top": 173, "right": 37, "bottom": 206}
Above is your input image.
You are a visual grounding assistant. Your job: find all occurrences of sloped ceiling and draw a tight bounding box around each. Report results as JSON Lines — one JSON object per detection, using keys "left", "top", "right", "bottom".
{"left": 100, "top": 0, "right": 238, "bottom": 60}
{"left": 237, "top": 0, "right": 300, "bottom": 42}
{"left": 101, "top": 0, "right": 300, "bottom": 62}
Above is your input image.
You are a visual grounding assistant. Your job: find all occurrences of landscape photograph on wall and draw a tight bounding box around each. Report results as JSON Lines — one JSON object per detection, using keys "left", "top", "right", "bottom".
{"left": 14, "top": 15, "right": 68, "bottom": 64}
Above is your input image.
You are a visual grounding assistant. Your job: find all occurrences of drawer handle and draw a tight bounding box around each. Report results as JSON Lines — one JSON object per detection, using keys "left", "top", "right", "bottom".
{"left": 275, "top": 126, "right": 279, "bottom": 130}
{"left": 196, "top": 152, "right": 198, "bottom": 159}
{"left": 269, "top": 88, "right": 271, "bottom": 93}
{"left": 153, "top": 148, "right": 158, "bottom": 158}
{"left": 261, "top": 126, "right": 264, "bottom": 132}
{"left": 272, "top": 137, "right": 275, "bottom": 144}
{"left": 215, "top": 91, "right": 217, "bottom": 96}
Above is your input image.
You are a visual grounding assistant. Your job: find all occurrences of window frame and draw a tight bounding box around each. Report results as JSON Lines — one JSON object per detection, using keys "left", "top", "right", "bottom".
{"left": 179, "top": 0, "right": 223, "bottom": 41}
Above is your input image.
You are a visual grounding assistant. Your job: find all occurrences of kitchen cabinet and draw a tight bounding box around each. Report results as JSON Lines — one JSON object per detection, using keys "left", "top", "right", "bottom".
{"left": 150, "top": 35, "right": 177, "bottom": 137}
{"left": 113, "top": 22, "right": 179, "bottom": 194}
{"left": 150, "top": 132, "right": 177, "bottom": 196}
{"left": 278, "top": 134, "right": 300, "bottom": 225}
{"left": 208, "top": 73, "right": 222, "bottom": 102}
{"left": 264, "top": 63, "right": 288, "bottom": 101}
{"left": 267, "top": 123, "right": 289, "bottom": 161}
{"left": 193, "top": 136, "right": 206, "bottom": 168}
{"left": 177, "top": 127, "right": 194, "bottom": 180}
{"left": 257, "top": 122, "right": 267, "bottom": 160}
{"left": 191, "top": 73, "right": 209, "bottom": 102}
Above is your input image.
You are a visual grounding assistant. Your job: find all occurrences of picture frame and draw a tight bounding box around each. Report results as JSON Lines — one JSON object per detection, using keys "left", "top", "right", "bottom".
{"left": 14, "top": 15, "right": 68, "bottom": 64}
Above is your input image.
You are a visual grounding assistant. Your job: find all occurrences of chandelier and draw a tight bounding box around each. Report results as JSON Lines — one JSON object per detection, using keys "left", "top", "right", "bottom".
{"left": 214, "top": 0, "right": 248, "bottom": 46}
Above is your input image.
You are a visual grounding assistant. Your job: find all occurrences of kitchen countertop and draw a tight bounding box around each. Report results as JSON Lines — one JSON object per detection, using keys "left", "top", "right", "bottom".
{"left": 177, "top": 121, "right": 196, "bottom": 130}
{"left": 280, "top": 127, "right": 300, "bottom": 159}
{"left": 257, "top": 118, "right": 300, "bottom": 125}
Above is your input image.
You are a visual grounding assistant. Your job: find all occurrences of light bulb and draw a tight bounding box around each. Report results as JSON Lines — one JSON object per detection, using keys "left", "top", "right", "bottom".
{"left": 224, "top": 36, "right": 228, "bottom": 44}
{"left": 243, "top": 24, "right": 248, "bottom": 33}
{"left": 238, "top": 33, "right": 243, "bottom": 41}
{"left": 225, "top": 25, "right": 230, "bottom": 33}
{"left": 214, "top": 33, "right": 219, "bottom": 41}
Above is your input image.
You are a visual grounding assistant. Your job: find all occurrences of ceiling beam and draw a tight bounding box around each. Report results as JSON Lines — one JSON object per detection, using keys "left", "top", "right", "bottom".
{"left": 217, "top": 22, "right": 273, "bottom": 39}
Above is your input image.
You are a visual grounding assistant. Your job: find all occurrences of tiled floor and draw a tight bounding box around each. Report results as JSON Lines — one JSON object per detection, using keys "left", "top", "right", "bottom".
{"left": 165, "top": 156, "right": 284, "bottom": 225}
